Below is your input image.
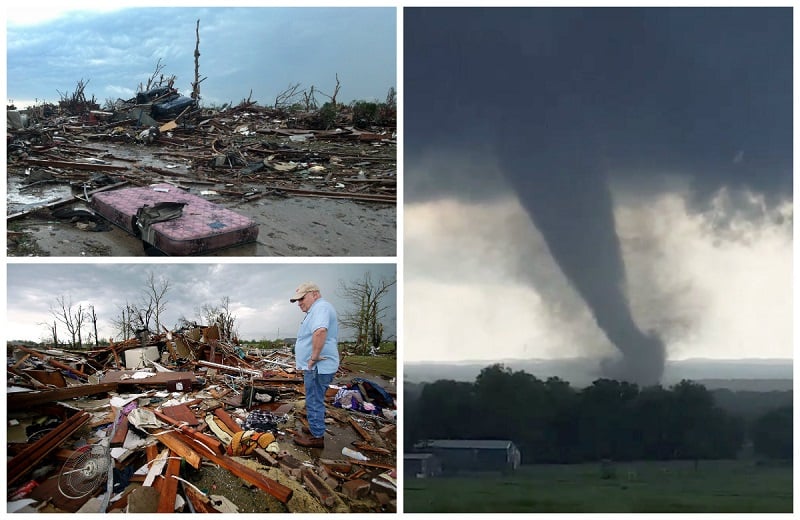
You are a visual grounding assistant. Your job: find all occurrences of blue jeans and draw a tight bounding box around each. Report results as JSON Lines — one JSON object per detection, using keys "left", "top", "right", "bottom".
{"left": 303, "top": 369, "right": 334, "bottom": 437}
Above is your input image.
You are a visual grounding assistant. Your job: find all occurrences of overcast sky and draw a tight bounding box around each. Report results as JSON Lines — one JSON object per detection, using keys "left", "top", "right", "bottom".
{"left": 404, "top": 7, "right": 793, "bottom": 368}
{"left": 6, "top": 263, "right": 396, "bottom": 344}
{"left": 6, "top": 2, "right": 396, "bottom": 109}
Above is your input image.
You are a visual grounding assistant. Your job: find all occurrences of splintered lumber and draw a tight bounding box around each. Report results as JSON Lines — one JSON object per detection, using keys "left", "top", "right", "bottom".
{"left": 349, "top": 460, "right": 396, "bottom": 471}
{"left": 184, "top": 434, "right": 293, "bottom": 504}
{"left": 213, "top": 408, "right": 243, "bottom": 433}
{"left": 352, "top": 441, "right": 391, "bottom": 455}
{"left": 152, "top": 409, "right": 224, "bottom": 455}
{"left": 197, "top": 360, "right": 263, "bottom": 378}
{"left": 8, "top": 411, "right": 91, "bottom": 485}
{"left": 15, "top": 346, "right": 90, "bottom": 379}
{"left": 156, "top": 454, "right": 182, "bottom": 513}
{"left": 7, "top": 382, "right": 119, "bottom": 410}
{"left": 12, "top": 353, "right": 31, "bottom": 369}
{"left": 348, "top": 417, "right": 373, "bottom": 442}
{"left": 156, "top": 431, "right": 202, "bottom": 469}
{"left": 183, "top": 483, "right": 222, "bottom": 513}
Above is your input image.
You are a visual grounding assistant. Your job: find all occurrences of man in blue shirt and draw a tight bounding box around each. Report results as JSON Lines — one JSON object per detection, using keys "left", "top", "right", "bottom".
{"left": 290, "top": 282, "right": 340, "bottom": 448}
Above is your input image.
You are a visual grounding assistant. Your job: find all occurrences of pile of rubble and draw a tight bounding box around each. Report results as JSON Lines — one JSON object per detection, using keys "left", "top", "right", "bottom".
{"left": 7, "top": 325, "right": 397, "bottom": 513}
{"left": 7, "top": 89, "right": 396, "bottom": 224}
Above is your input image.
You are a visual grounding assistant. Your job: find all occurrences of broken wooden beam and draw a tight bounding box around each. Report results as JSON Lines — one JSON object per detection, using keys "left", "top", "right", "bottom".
{"left": 8, "top": 411, "right": 91, "bottom": 485}
{"left": 184, "top": 435, "right": 293, "bottom": 504}
{"left": 213, "top": 408, "right": 243, "bottom": 434}
{"left": 196, "top": 360, "right": 263, "bottom": 378}
{"left": 348, "top": 417, "right": 373, "bottom": 442}
{"left": 24, "top": 158, "right": 129, "bottom": 172}
{"left": 156, "top": 431, "right": 202, "bottom": 469}
{"left": 156, "top": 453, "right": 182, "bottom": 513}
{"left": 7, "top": 382, "right": 119, "bottom": 410}
{"left": 15, "top": 346, "right": 90, "bottom": 379}
{"left": 152, "top": 409, "right": 224, "bottom": 455}
{"left": 182, "top": 482, "right": 222, "bottom": 513}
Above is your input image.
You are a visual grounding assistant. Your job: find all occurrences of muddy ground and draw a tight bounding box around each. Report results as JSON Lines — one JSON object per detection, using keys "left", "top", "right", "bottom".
{"left": 7, "top": 186, "right": 396, "bottom": 257}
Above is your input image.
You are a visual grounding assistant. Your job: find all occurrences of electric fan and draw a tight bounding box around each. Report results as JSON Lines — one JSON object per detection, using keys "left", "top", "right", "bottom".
{"left": 57, "top": 443, "right": 111, "bottom": 499}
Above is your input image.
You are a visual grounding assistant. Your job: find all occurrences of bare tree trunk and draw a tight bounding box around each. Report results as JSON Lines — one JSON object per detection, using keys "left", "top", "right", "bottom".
{"left": 145, "top": 271, "right": 170, "bottom": 333}
{"left": 338, "top": 273, "right": 396, "bottom": 356}
{"left": 192, "top": 19, "right": 201, "bottom": 101}
{"left": 90, "top": 305, "right": 99, "bottom": 346}
{"left": 331, "top": 73, "right": 341, "bottom": 106}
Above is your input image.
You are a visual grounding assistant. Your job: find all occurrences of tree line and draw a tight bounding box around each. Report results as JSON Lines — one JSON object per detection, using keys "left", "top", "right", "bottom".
{"left": 37, "top": 271, "right": 395, "bottom": 355}
{"left": 405, "top": 364, "right": 792, "bottom": 463}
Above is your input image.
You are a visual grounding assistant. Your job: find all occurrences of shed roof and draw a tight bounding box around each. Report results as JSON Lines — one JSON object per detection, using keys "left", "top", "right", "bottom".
{"left": 417, "top": 439, "right": 514, "bottom": 450}
{"left": 404, "top": 453, "right": 437, "bottom": 460}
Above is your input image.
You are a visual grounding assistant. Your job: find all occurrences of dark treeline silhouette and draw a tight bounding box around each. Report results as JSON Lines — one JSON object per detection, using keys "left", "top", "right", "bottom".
{"left": 406, "top": 364, "right": 792, "bottom": 464}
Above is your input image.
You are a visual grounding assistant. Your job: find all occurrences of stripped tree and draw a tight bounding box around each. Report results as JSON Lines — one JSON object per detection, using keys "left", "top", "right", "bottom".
{"left": 338, "top": 272, "right": 396, "bottom": 355}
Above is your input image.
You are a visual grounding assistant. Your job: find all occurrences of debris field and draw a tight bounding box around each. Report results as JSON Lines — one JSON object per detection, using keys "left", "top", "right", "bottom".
{"left": 7, "top": 88, "right": 396, "bottom": 256}
{"left": 7, "top": 324, "right": 397, "bottom": 513}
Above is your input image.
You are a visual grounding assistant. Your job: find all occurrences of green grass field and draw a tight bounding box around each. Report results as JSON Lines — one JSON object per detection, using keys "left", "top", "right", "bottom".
{"left": 341, "top": 354, "right": 397, "bottom": 379}
{"left": 404, "top": 459, "right": 792, "bottom": 513}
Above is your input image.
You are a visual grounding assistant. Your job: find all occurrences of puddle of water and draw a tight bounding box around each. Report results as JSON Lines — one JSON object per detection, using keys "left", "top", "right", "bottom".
{"left": 7, "top": 177, "right": 74, "bottom": 214}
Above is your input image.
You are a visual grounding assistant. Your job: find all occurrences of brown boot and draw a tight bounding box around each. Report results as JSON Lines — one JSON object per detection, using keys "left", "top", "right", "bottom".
{"left": 294, "top": 434, "right": 324, "bottom": 448}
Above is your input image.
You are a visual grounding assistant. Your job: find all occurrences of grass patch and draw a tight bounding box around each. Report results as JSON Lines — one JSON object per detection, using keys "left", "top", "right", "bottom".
{"left": 341, "top": 354, "right": 396, "bottom": 379}
{"left": 405, "top": 459, "right": 792, "bottom": 513}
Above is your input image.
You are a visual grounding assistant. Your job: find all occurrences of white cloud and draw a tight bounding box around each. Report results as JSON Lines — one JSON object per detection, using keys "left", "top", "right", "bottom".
{"left": 404, "top": 187, "right": 792, "bottom": 363}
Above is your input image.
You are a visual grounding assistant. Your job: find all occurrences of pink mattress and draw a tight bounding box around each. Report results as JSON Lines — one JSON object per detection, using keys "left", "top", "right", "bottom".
{"left": 91, "top": 184, "right": 258, "bottom": 255}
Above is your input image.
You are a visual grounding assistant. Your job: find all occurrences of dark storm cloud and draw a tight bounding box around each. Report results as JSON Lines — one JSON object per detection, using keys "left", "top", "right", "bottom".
{"left": 404, "top": 7, "right": 792, "bottom": 385}
{"left": 406, "top": 7, "right": 791, "bottom": 202}
{"left": 7, "top": 7, "right": 396, "bottom": 107}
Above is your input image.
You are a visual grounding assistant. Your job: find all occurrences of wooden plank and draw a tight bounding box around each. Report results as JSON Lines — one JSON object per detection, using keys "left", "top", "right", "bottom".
{"left": 12, "top": 353, "right": 31, "bottom": 369}
{"left": 24, "top": 158, "right": 129, "bottom": 172}
{"left": 156, "top": 431, "right": 201, "bottom": 469}
{"left": 7, "top": 382, "right": 119, "bottom": 410}
{"left": 352, "top": 441, "right": 391, "bottom": 455}
{"left": 145, "top": 443, "right": 159, "bottom": 462}
{"left": 213, "top": 408, "right": 243, "bottom": 433}
{"left": 24, "top": 369, "right": 67, "bottom": 387}
{"left": 182, "top": 434, "right": 293, "bottom": 504}
{"left": 348, "top": 417, "right": 373, "bottom": 442}
{"left": 160, "top": 403, "right": 199, "bottom": 426}
{"left": 15, "top": 346, "right": 89, "bottom": 379}
{"left": 183, "top": 482, "right": 221, "bottom": 513}
{"left": 101, "top": 370, "right": 196, "bottom": 385}
{"left": 110, "top": 415, "right": 130, "bottom": 446}
{"left": 152, "top": 409, "right": 224, "bottom": 455}
{"left": 8, "top": 411, "right": 91, "bottom": 485}
{"left": 156, "top": 454, "right": 181, "bottom": 513}
{"left": 349, "top": 460, "right": 396, "bottom": 471}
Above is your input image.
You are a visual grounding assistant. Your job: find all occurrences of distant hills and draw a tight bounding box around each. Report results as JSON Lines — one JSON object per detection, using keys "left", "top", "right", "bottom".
{"left": 404, "top": 357, "right": 793, "bottom": 391}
